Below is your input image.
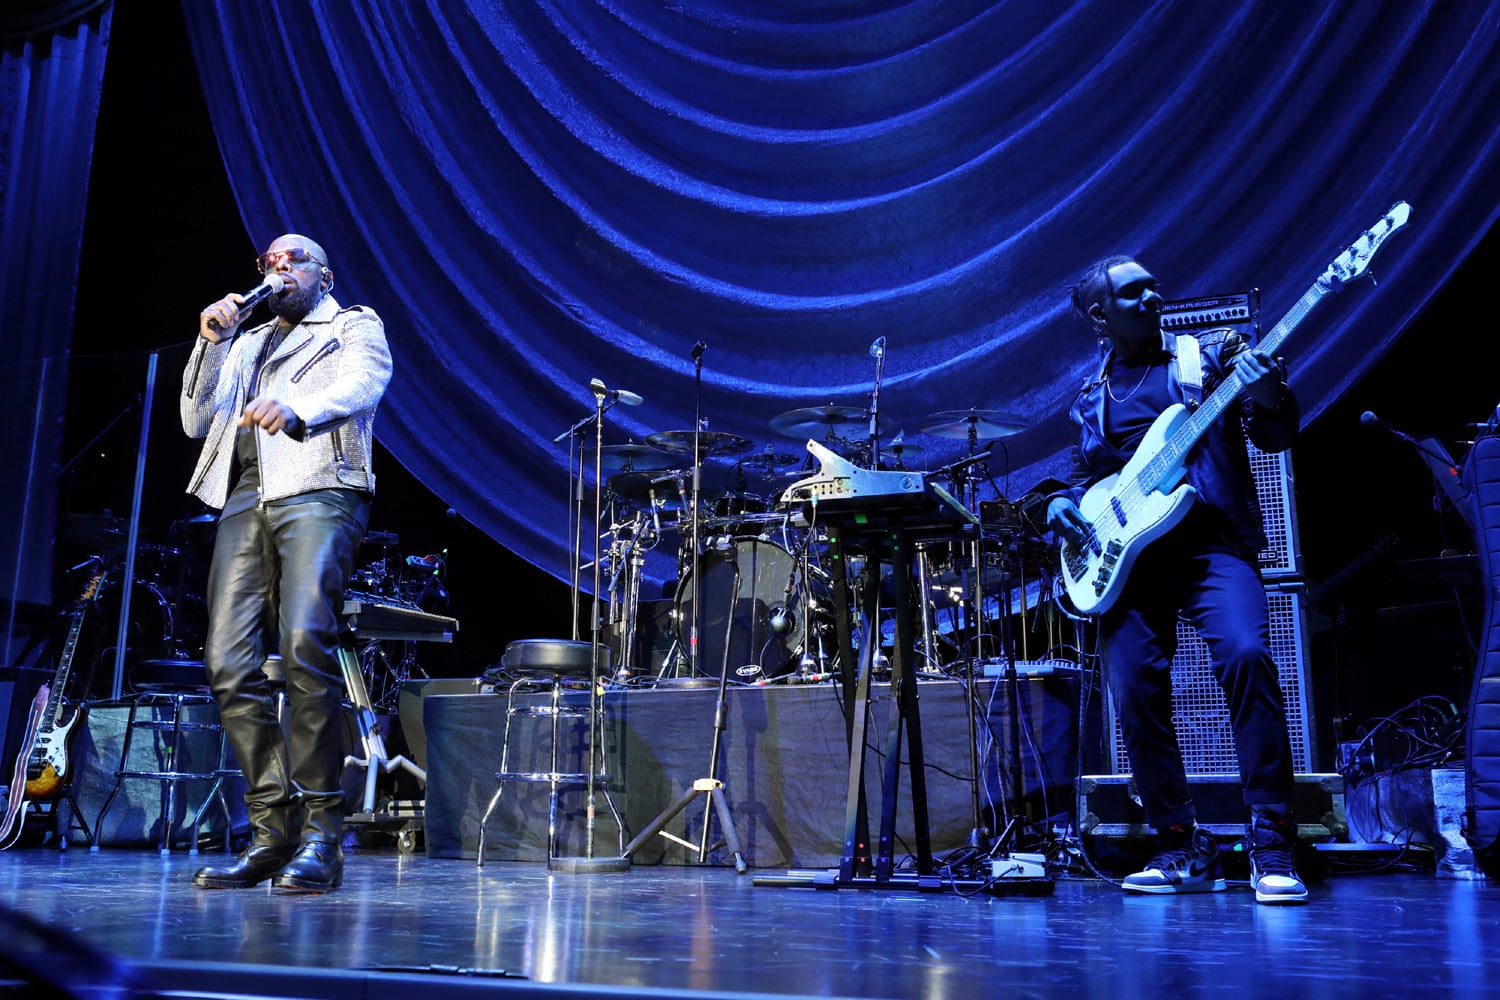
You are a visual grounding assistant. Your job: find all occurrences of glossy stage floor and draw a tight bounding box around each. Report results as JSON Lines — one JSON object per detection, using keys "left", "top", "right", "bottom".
{"left": 0, "top": 844, "right": 1495, "bottom": 998}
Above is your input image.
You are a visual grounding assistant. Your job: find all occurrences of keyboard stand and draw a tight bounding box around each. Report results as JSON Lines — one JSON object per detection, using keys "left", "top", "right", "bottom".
{"left": 337, "top": 617, "right": 432, "bottom": 851}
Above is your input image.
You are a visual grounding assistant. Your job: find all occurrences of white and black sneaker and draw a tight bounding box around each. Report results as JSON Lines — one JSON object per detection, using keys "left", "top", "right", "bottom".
{"left": 1122, "top": 825, "right": 1227, "bottom": 894}
{"left": 1247, "top": 810, "right": 1309, "bottom": 905}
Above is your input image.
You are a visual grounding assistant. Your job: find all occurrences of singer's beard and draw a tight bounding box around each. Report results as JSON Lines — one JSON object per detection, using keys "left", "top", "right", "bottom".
{"left": 269, "top": 284, "right": 321, "bottom": 324}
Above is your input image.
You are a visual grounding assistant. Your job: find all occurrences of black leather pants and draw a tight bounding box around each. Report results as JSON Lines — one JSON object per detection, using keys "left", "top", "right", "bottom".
{"left": 204, "top": 496, "right": 368, "bottom": 845}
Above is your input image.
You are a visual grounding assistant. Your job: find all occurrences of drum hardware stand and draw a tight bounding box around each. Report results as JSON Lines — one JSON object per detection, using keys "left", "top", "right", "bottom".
{"left": 622, "top": 564, "right": 748, "bottom": 873}
{"left": 866, "top": 336, "right": 887, "bottom": 465}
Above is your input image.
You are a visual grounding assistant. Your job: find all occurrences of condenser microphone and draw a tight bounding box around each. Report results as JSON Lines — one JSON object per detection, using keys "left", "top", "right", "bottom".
{"left": 869, "top": 336, "right": 886, "bottom": 359}
{"left": 206, "top": 273, "right": 287, "bottom": 331}
{"left": 589, "top": 378, "right": 644, "bottom": 406}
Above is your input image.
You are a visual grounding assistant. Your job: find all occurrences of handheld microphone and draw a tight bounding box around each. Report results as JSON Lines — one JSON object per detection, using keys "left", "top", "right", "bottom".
{"left": 869, "top": 336, "right": 886, "bottom": 359}
{"left": 589, "top": 378, "right": 644, "bottom": 406}
{"left": 206, "top": 273, "right": 287, "bottom": 331}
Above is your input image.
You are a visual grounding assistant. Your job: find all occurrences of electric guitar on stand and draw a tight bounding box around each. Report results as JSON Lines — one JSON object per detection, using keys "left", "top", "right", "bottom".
{"left": 1059, "top": 201, "right": 1412, "bottom": 616}
{"left": 0, "top": 567, "right": 107, "bottom": 850}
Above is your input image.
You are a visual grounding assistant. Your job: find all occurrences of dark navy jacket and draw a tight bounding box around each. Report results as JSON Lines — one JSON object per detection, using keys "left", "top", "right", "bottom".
{"left": 1053, "top": 328, "right": 1300, "bottom": 559}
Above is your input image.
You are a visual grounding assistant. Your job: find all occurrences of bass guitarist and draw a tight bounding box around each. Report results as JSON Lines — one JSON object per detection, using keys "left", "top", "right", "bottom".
{"left": 1045, "top": 256, "right": 1308, "bottom": 904}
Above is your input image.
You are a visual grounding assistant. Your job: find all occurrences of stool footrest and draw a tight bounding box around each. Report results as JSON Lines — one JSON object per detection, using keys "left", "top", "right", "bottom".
{"left": 495, "top": 771, "right": 605, "bottom": 785}
{"left": 116, "top": 770, "right": 220, "bottom": 781}
{"left": 508, "top": 706, "right": 589, "bottom": 720}
{"left": 129, "top": 721, "right": 222, "bottom": 733}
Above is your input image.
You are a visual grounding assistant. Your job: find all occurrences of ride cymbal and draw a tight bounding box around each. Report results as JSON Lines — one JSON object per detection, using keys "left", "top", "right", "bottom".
{"left": 918, "top": 409, "right": 1028, "bottom": 440}
{"left": 769, "top": 404, "right": 868, "bottom": 439}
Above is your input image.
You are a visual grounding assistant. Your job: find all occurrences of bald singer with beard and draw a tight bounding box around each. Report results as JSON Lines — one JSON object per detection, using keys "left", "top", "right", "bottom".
{"left": 182, "top": 234, "right": 391, "bottom": 893}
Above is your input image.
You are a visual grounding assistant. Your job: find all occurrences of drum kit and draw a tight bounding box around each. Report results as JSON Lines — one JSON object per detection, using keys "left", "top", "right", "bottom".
{"left": 591, "top": 403, "right": 1041, "bottom": 684}
{"left": 56, "top": 511, "right": 214, "bottom": 696}
{"left": 57, "top": 512, "right": 447, "bottom": 710}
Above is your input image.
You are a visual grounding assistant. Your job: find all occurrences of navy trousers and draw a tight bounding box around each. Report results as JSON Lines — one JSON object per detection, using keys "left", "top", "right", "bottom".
{"left": 1100, "top": 516, "right": 1296, "bottom": 831}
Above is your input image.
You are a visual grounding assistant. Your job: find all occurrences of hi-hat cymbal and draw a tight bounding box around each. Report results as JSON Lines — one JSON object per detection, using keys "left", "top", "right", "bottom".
{"left": 739, "top": 450, "right": 802, "bottom": 474}
{"left": 592, "top": 443, "right": 677, "bottom": 472}
{"left": 881, "top": 440, "right": 923, "bottom": 468}
{"left": 646, "top": 430, "right": 754, "bottom": 457}
{"left": 769, "top": 404, "right": 868, "bottom": 439}
{"left": 918, "top": 409, "right": 1028, "bottom": 440}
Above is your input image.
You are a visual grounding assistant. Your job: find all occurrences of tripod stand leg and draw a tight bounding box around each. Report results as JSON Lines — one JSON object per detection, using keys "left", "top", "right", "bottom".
{"left": 709, "top": 785, "right": 747, "bottom": 873}
{"left": 621, "top": 783, "right": 699, "bottom": 859}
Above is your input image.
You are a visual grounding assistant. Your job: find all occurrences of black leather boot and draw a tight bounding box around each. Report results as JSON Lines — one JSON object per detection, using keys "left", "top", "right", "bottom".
{"left": 271, "top": 840, "right": 344, "bottom": 893}
{"left": 192, "top": 843, "right": 297, "bottom": 889}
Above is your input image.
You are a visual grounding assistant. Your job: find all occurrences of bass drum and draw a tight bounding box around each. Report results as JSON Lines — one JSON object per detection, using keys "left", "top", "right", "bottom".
{"left": 673, "top": 538, "right": 824, "bottom": 681}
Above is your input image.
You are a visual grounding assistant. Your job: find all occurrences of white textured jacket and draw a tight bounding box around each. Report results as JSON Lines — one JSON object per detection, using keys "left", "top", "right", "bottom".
{"left": 181, "top": 294, "right": 392, "bottom": 510}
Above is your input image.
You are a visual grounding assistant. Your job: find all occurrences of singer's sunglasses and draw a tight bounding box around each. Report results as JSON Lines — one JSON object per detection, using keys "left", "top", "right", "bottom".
{"left": 255, "top": 247, "right": 327, "bottom": 274}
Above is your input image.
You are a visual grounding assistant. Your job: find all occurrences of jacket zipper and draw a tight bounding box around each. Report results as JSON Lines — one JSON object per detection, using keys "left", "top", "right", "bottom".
{"left": 291, "top": 340, "right": 341, "bottom": 382}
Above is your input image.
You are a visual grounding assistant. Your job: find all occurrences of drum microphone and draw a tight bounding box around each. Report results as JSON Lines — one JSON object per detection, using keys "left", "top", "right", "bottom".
{"left": 768, "top": 566, "right": 800, "bottom": 635}
{"left": 646, "top": 485, "right": 663, "bottom": 537}
{"left": 869, "top": 336, "right": 886, "bottom": 359}
{"left": 206, "top": 273, "right": 287, "bottom": 331}
{"left": 589, "top": 377, "right": 644, "bottom": 406}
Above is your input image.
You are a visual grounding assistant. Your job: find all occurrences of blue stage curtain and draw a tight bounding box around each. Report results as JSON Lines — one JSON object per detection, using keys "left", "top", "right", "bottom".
{"left": 177, "top": 1, "right": 1500, "bottom": 589}
{"left": 0, "top": 3, "right": 113, "bottom": 660}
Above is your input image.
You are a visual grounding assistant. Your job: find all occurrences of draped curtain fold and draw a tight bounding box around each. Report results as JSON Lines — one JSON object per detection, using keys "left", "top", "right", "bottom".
{"left": 177, "top": 0, "right": 1500, "bottom": 589}
{"left": 0, "top": 3, "right": 113, "bottom": 661}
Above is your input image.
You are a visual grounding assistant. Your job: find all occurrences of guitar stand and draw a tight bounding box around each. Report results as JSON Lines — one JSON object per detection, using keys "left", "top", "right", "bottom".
{"left": 6, "top": 791, "right": 95, "bottom": 852}
{"left": 337, "top": 633, "right": 426, "bottom": 851}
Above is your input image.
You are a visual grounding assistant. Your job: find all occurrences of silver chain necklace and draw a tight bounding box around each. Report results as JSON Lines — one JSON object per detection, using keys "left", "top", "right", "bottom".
{"left": 1106, "top": 360, "right": 1155, "bottom": 403}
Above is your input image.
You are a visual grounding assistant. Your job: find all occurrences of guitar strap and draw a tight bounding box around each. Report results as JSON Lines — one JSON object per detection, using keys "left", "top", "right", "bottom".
{"left": 1175, "top": 333, "right": 1203, "bottom": 409}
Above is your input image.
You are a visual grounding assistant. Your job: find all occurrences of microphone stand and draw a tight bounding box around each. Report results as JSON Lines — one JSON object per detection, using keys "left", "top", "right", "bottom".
{"left": 551, "top": 383, "right": 629, "bottom": 874}
{"left": 867, "top": 339, "right": 886, "bottom": 466}
{"left": 688, "top": 342, "right": 706, "bottom": 677}
{"left": 621, "top": 341, "right": 748, "bottom": 873}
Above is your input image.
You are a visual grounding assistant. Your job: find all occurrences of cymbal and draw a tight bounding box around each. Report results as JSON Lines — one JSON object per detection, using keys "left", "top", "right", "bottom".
{"left": 646, "top": 430, "right": 754, "bottom": 457}
{"left": 881, "top": 440, "right": 923, "bottom": 468}
{"left": 918, "top": 409, "right": 1028, "bottom": 440}
{"left": 592, "top": 443, "right": 677, "bottom": 472}
{"left": 62, "top": 513, "right": 127, "bottom": 549}
{"left": 769, "top": 404, "right": 868, "bottom": 439}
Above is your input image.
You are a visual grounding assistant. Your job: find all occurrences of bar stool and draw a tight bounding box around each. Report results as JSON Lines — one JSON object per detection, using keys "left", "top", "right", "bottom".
{"left": 476, "top": 639, "right": 625, "bottom": 867}
{"left": 91, "top": 659, "right": 235, "bottom": 855}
